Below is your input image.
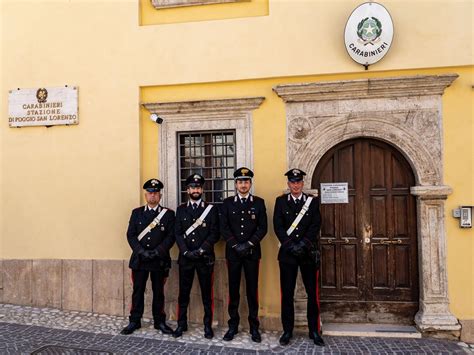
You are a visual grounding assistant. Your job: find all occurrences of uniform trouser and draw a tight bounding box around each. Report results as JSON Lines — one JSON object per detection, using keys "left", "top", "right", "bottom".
{"left": 177, "top": 262, "right": 214, "bottom": 327}
{"left": 129, "top": 269, "right": 167, "bottom": 324}
{"left": 279, "top": 262, "right": 321, "bottom": 334}
{"left": 227, "top": 258, "right": 260, "bottom": 330}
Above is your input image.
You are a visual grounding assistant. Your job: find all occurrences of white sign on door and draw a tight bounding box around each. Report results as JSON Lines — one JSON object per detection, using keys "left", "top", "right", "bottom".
{"left": 320, "top": 183, "right": 349, "bottom": 204}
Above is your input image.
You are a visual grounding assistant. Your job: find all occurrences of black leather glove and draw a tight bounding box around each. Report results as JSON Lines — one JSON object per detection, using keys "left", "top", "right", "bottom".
{"left": 289, "top": 240, "right": 306, "bottom": 257}
{"left": 139, "top": 249, "right": 155, "bottom": 261}
{"left": 234, "top": 242, "right": 251, "bottom": 257}
{"left": 150, "top": 249, "right": 161, "bottom": 258}
{"left": 185, "top": 249, "right": 201, "bottom": 260}
{"left": 155, "top": 248, "right": 167, "bottom": 259}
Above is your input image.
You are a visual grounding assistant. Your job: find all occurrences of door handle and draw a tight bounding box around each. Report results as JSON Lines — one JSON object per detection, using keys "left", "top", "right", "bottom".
{"left": 328, "top": 238, "right": 350, "bottom": 244}
{"left": 380, "top": 239, "right": 402, "bottom": 245}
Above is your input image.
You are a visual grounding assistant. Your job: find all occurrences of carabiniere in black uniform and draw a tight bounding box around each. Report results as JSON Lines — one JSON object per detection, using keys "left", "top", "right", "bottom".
{"left": 174, "top": 174, "right": 220, "bottom": 339}
{"left": 219, "top": 167, "right": 267, "bottom": 343}
{"left": 273, "top": 169, "right": 325, "bottom": 347}
{"left": 121, "top": 178, "right": 175, "bottom": 336}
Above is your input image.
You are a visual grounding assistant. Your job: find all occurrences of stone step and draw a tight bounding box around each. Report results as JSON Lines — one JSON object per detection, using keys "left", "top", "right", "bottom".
{"left": 322, "top": 323, "right": 422, "bottom": 338}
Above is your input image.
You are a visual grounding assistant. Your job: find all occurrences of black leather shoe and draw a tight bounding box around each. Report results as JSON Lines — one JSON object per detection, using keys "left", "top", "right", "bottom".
{"left": 309, "top": 331, "right": 325, "bottom": 346}
{"left": 223, "top": 328, "right": 238, "bottom": 341}
{"left": 204, "top": 325, "right": 214, "bottom": 339}
{"left": 250, "top": 328, "right": 261, "bottom": 343}
{"left": 279, "top": 331, "right": 292, "bottom": 346}
{"left": 154, "top": 322, "right": 174, "bottom": 335}
{"left": 172, "top": 324, "right": 188, "bottom": 338}
{"left": 120, "top": 321, "right": 141, "bottom": 335}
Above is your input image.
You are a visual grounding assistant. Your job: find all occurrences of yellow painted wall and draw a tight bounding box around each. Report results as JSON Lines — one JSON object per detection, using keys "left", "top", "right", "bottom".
{"left": 1, "top": 0, "right": 473, "bottom": 318}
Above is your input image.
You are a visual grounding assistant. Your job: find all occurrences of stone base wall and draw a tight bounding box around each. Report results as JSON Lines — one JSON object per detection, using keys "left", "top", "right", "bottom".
{"left": 0, "top": 259, "right": 280, "bottom": 331}
{"left": 0, "top": 259, "right": 469, "bottom": 340}
{"left": 460, "top": 320, "right": 474, "bottom": 343}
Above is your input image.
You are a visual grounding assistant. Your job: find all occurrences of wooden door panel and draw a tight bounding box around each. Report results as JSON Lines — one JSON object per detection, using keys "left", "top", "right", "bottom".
{"left": 394, "top": 245, "right": 410, "bottom": 288}
{"left": 371, "top": 196, "right": 388, "bottom": 238}
{"left": 313, "top": 138, "right": 418, "bottom": 323}
{"left": 372, "top": 244, "right": 389, "bottom": 288}
{"left": 321, "top": 204, "right": 335, "bottom": 238}
{"left": 320, "top": 156, "right": 335, "bottom": 238}
{"left": 369, "top": 143, "right": 387, "bottom": 189}
{"left": 341, "top": 245, "right": 358, "bottom": 288}
{"left": 338, "top": 145, "right": 355, "bottom": 187}
{"left": 393, "top": 196, "right": 409, "bottom": 237}
{"left": 321, "top": 245, "right": 337, "bottom": 288}
{"left": 320, "top": 156, "right": 335, "bottom": 181}
{"left": 392, "top": 155, "right": 410, "bottom": 188}
{"left": 341, "top": 195, "right": 357, "bottom": 238}
{"left": 320, "top": 301, "right": 418, "bottom": 324}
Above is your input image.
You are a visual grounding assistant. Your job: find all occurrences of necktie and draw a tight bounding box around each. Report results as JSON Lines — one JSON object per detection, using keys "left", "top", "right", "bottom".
{"left": 241, "top": 198, "right": 247, "bottom": 204}
{"left": 295, "top": 199, "right": 300, "bottom": 206}
{"left": 192, "top": 203, "right": 198, "bottom": 210}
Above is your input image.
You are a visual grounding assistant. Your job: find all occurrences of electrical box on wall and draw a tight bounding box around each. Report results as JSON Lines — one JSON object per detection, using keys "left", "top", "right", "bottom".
{"left": 453, "top": 206, "right": 472, "bottom": 228}
{"left": 460, "top": 206, "right": 472, "bottom": 228}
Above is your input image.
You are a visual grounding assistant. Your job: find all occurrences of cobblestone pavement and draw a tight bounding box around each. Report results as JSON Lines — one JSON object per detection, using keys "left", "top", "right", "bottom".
{"left": 0, "top": 304, "right": 472, "bottom": 354}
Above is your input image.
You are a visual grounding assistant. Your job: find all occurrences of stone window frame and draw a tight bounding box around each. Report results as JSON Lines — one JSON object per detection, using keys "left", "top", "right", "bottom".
{"left": 151, "top": 0, "right": 249, "bottom": 10}
{"left": 142, "top": 97, "right": 264, "bottom": 209}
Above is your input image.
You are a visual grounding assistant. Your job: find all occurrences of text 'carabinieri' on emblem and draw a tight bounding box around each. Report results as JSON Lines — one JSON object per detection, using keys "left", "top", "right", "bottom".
{"left": 344, "top": 2, "right": 394, "bottom": 68}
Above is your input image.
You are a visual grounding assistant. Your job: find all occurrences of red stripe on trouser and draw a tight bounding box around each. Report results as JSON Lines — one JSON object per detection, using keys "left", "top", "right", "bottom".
{"left": 129, "top": 271, "right": 134, "bottom": 312}
{"left": 316, "top": 270, "right": 321, "bottom": 332}
{"left": 256, "top": 260, "right": 260, "bottom": 322}
{"left": 211, "top": 270, "right": 215, "bottom": 321}
{"left": 176, "top": 304, "right": 180, "bottom": 320}
{"left": 162, "top": 276, "right": 168, "bottom": 316}
{"left": 176, "top": 281, "right": 180, "bottom": 320}
{"left": 226, "top": 260, "right": 230, "bottom": 306}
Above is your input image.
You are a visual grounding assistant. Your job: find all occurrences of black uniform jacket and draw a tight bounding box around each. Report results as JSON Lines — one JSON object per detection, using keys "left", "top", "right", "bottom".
{"left": 127, "top": 205, "right": 176, "bottom": 271}
{"left": 219, "top": 194, "right": 268, "bottom": 261}
{"left": 273, "top": 193, "right": 321, "bottom": 264}
{"left": 175, "top": 200, "right": 220, "bottom": 266}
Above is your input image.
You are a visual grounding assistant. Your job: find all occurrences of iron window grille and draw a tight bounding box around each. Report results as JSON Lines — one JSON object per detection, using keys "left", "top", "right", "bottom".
{"left": 178, "top": 130, "right": 236, "bottom": 204}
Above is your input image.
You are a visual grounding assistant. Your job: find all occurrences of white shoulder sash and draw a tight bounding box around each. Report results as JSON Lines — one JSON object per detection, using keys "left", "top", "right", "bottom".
{"left": 286, "top": 197, "right": 313, "bottom": 236}
{"left": 185, "top": 204, "right": 213, "bottom": 236}
{"left": 137, "top": 208, "right": 168, "bottom": 241}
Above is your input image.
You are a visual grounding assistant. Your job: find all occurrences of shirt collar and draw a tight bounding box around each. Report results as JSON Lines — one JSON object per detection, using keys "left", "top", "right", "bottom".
{"left": 145, "top": 205, "right": 158, "bottom": 212}
{"left": 290, "top": 193, "right": 303, "bottom": 201}
{"left": 188, "top": 199, "right": 202, "bottom": 207}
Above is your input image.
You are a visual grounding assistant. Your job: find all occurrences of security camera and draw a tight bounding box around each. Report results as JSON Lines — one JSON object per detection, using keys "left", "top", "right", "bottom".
{"left": 150, "top": 113, "right": 163, "bottom": 124}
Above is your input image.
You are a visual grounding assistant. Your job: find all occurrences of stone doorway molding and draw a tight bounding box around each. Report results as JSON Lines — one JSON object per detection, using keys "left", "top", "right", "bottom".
{"left": 142, "top": 97, "right": 264, "bottom": 209}
{"left": 273, "top": 74, "right": 460, "bottom": 335}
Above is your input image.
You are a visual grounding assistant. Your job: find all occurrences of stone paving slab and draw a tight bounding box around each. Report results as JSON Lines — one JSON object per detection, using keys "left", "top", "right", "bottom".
{"left": 0, "top": 303, "right": 472, "bottom": 354}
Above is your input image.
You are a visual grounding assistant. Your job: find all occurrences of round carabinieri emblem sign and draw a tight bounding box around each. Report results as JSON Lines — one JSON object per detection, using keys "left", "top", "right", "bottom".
{"left": 344, "top": 2, "right": 394, "bottom": 68}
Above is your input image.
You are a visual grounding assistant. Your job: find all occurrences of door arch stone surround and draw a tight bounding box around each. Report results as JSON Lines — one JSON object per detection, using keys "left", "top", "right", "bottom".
{"left": 273, "top": 74, "right": 460, "bottom": 336}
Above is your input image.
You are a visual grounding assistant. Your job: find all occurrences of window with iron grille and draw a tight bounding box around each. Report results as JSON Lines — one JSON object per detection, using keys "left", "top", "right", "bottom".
{"left": 178, "top": 130, "right": 236, "bottom": 204}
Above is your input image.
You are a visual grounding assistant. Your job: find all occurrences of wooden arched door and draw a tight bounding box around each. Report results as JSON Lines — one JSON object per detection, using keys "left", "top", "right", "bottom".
{"left": 312, "top": 138, "right": 419, "bottom": 324}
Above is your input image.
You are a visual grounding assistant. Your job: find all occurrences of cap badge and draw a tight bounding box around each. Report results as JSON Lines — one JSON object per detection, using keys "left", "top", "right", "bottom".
{"left": 193, "top": 174, "right": 200, "bottom": 179}
{"left": 292, "top": 169, "right": 299, "bottom": 176}
{"left": 241, "top": 168, "right": 249, "bottom": 175}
